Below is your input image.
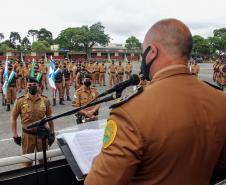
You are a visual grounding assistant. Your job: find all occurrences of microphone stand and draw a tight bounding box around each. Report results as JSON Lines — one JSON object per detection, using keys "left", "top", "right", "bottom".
{"left": 27, "top": 90, "right": 123, "bottom": 185}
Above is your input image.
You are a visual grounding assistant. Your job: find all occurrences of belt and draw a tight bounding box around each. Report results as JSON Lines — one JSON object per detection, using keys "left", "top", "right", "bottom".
{"left": 55, "top": 81, "right": 62, "bottom": 83}
{"left": 100, "top": 72, "right": 105, "bottom": 73}
{"left": 111, "top": 72, "right": 115, "bottom": 74}
{"left": 118, "top": 73, "right": 123, "bottom": 75}
{"left": 22, "top": 128, "right": 37, "bottom": 136}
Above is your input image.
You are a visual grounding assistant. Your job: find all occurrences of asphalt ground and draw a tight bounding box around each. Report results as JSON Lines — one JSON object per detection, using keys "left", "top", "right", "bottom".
{"left": 0, "top": 62, "right": 225, "bottom": 173}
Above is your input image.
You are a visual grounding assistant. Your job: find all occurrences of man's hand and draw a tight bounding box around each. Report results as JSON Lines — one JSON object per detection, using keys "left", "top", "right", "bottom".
{"left": 85, "top": 111, "right": 94, "bottom": 118}
{"left": 13, "top": 136, "right": 21, "bottom": 146}
{"left": 48, "top": 133, "right": 55, "bottom": 146}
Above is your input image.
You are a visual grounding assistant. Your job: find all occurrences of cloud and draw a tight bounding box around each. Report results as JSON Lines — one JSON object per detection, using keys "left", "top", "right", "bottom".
{"left": 0, "top": 0, "right": 226, "bottom": 43}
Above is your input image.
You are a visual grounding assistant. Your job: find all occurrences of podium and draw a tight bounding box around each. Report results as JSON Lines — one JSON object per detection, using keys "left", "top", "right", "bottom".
{"left": 57, "top": 119, "right": 106, "bottom": 181}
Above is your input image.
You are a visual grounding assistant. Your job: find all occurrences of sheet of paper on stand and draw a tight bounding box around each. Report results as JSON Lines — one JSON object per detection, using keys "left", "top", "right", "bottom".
{"left": 57, "top": 128, "right": 104, "bottom": 175}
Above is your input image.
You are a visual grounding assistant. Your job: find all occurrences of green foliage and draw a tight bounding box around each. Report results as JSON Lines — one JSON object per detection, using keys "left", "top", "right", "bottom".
{"left": 37, "top": 28, "right": 53, "bottom": 43}
{"left": 32, "top": 40, "right": 50, "bottom": 52}
{"left": 192, "top": 28, "right": 226, "bottom": 57}
{"left": 9, "top": 32, "right": 21, "bottom": 47}
{"left": 192, "top": 35, "right": 211, "bottom": 56}
{"left": 1, "top": 40, "right": 15, "bottom": 49}
{"left": 210, "top": 28, "right": 226, "bottom": 55}
{"left": 55, "top": 27, "right": 81, "bottom": 51}
{"left": 0, "top": 43, "right": 14, "bottom": 52}
{"left": 56, "top": 22, "right": 110, "bottom": 56}
{"left": 20, "top": 37, "right": 31, "bottom": 52}
{"left": 125, "top": 36, "right": 141, "bottom": 50}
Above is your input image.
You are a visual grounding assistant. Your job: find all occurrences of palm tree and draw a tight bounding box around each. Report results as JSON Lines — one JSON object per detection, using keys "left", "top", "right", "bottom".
{"left": 28, "top": 29, "right": 39, "bottom": 42}
{"left": 0, "top": 33, "right": 4, "bottom": 42}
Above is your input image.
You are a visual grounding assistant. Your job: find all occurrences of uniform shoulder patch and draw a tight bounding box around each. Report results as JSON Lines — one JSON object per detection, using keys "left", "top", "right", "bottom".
{"left": 103, "top": 120, "right": 117, "bottom": 149}
{"left": 110, "top": 86, "right": 143, "bottom": 109}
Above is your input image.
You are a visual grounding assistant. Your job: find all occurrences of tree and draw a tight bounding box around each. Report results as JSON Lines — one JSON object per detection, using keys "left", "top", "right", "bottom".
{"left": 56, "top": 22, "right": 110, "bottom": 57}
{"left": 21, "top": 37, "right": 31, "bottom": 52}
{"left": 125, "top": 36, "right": 141, "bottom": 50}
{"left": 28, "top": 29, "right": 39, "bottom": 42}
{"left": 0, "top": 33, "right": 4, "bottom": 42}
{"left": 55, "top": 27, "right": 80, "bottom": 51}
{"left": 1, "top": 40, "right": 15, "bottom": 49}
{"left": 192, "top": 35, "right": 211, "bottom": 56}
{"left": 211, "top": 28, "right": 226, "bottom": 56}
{"left": 9, "top": 32, "right": 21, "bottom": 48}
{"left": 32, "top": 40, "right": 50, "bottom": 53}
{"left": 0, "top": 43, "right": 14, "bottom": 52}
{"left": 37, "top": 28, "right": 53, "bottom": 44}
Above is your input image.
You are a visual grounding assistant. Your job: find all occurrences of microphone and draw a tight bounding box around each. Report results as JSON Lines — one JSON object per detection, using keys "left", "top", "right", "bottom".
{"left": 98, "top": 74, "right": 140, "bottom": 98}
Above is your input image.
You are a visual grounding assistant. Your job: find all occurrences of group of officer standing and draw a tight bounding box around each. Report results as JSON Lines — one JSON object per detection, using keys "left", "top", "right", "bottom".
{"left": 213, "top": 59, "right": 226, "bottom": 89}
{"left": 0, "top": 59, "right": 134, "bottom": 111}
{"left": 0, "top": 58, "right": 134, "bottom": 167}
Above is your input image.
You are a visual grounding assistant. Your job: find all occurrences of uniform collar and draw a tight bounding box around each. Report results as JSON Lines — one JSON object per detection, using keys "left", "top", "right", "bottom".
{"left": 151, "top": 64, "right": 191, "bottom": 83}
{"left": 25, "top": 93, "right": 41, "bottom": 101}
{"left": 81, "top": 86, "right": 91, "bottom": 92}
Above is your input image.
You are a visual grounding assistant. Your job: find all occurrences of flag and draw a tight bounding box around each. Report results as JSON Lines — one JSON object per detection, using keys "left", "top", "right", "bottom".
{"left": 3, "top": 60, "right": 9, "bottom": 81}
{"left": 48, "top": 60, "right": 56, "bottom": 90}
{"left": 3, "top": 71, "right": 15, "bottom": 95}
{"left": 2, "top": 59, "right": 9, "bottom": 95}
{"left": 36, "top": 73, "right": 42, "bottom": 83}
{"left": 30, "top": 59, "right": 35, "bottom": 78}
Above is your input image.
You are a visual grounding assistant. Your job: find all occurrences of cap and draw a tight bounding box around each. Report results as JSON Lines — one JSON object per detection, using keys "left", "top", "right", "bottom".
{"left": 27, "top": 76, "right": 38, "bottom": 83}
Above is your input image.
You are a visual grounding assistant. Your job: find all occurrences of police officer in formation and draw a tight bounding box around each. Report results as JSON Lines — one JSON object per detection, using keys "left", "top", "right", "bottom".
{"left": 213, "top": 60, "right": 226, "bottom": 89}
{"left": 11, "top": 76, "right": 55, "bottom": 167}
{"left": 72, "top": 73, "right": 100, "bottom": 124}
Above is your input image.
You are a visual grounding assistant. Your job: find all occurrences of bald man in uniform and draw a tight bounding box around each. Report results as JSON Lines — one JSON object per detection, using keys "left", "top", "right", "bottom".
{"left": 85, "top": 19, "right": 226, "bottom": 185}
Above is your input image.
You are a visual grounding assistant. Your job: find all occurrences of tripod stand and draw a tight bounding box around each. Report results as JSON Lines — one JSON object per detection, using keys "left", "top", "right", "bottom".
{"left": 36, "top": 125, "right": 51, "bottom": 185}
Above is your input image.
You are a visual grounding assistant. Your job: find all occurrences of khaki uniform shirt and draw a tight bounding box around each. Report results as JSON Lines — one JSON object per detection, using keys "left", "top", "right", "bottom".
{"left": 117, "top": 65, "right": 124, "bottom": 74}
{"left": 72, "top": 86, "right": 98, "bottom": 107}
{"left": 125, "top": 63, "right": 133, "bottom": 73}
{"left": 191, "top": 64, "right": 200, "bottom": 75}
{"left": 87, "top": 64, "right": 95, "bottom": 73}
{"left": 12, "top": 94, "right": 52, "bottom": 129}
{"left": 85, "top": 65, "right": 226, "bottom": 185}
{"left": 109, "top": 64, "right": 116, "bottom": 73}
{"left": 16, "top": 66, "right": 23, "bottom": 76}
{"left": 94, "top": 64, "right": 100, "bottom": 72}
{"left": 99, "top": 65, "right": 106, "bottom": 73}
{"left": 39, "top": 64, "right": 48, "bottom": 74}
{"left": 22, "top": 67, "right": 30, "bottom": 78}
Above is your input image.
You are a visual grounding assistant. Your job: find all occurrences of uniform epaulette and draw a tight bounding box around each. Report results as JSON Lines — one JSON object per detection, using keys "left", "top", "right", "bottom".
{"left": 110, "top": 86, "right": 144, "bottom": 109}
{"left": 41, "top": 95, "right": 48, "bottom": 98}
{"left": 203, "top": 81, "right": 223, "bottom": 91}
{"left": 76, "top": 88, "right": 82, "bottom": 93}
{"left": 17, "top": 95, "right": 25, "bottom": 100}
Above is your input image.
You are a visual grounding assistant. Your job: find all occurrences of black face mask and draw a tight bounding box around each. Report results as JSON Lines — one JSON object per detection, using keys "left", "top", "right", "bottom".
{"left": 28, "top": 86, "right": 38, "bottom": 95}
{"left": 140, "top": 46, "right": 155, "bottom": 81}
{"left": 84, "top": 80, "right": 91, "bottom": 87}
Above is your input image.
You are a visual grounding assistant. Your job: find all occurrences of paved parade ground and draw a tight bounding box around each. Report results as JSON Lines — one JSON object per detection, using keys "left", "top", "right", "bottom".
{"left": 0, "top": 62, "right": 224, "bottom": 172}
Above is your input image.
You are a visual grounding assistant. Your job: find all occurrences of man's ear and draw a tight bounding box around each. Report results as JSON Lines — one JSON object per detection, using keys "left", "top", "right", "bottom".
{"left": 147, "top": 44, "right": 158, "bottom": 65}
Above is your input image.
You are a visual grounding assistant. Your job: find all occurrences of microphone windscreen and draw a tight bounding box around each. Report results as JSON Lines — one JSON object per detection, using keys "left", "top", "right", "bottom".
{"left": 130, "top": 74, "right": 140, "bottom": 85}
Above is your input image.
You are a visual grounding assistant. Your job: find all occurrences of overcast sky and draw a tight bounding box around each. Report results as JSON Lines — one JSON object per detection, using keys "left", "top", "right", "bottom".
{"left": 1, "top": 0, "right": 226, "bottom": 43}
